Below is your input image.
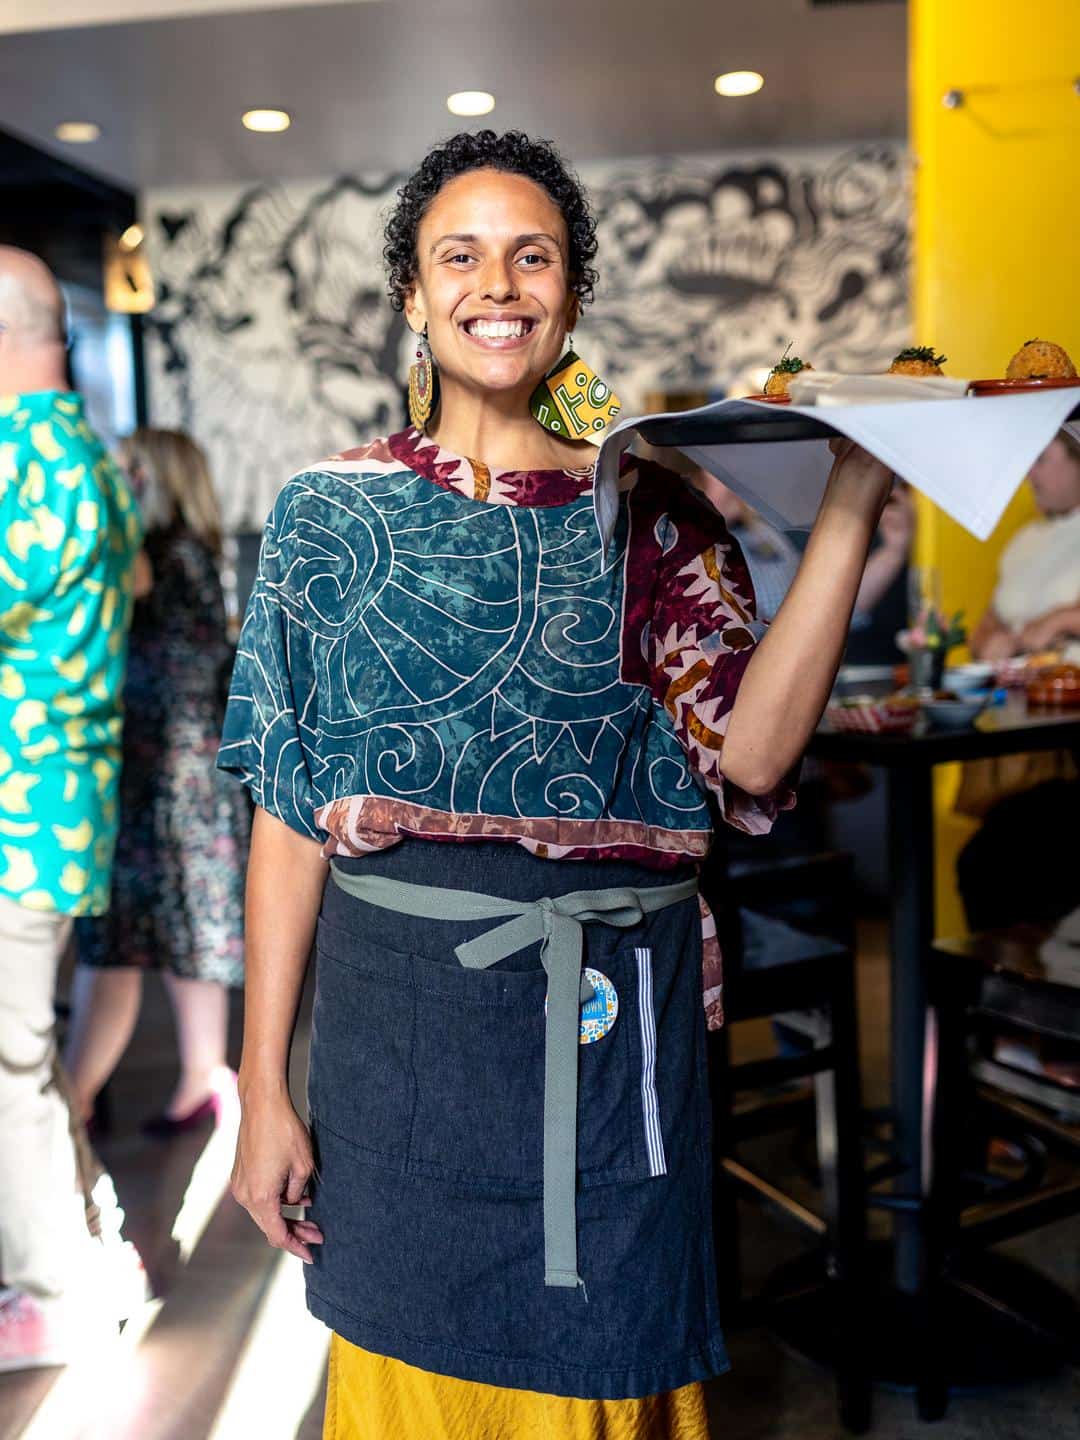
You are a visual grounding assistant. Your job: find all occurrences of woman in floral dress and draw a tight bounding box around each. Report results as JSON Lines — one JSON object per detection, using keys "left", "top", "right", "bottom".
{"left": 68, "top": 429, "right": 249, "bottom": 1132}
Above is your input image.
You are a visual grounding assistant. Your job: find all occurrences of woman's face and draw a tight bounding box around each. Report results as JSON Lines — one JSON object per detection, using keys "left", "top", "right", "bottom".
{"left": 1029, "top": 437, "right": 1080, "bottom": 517}
{"left": 405, "top": 168, "right": 576, "bottom": 403}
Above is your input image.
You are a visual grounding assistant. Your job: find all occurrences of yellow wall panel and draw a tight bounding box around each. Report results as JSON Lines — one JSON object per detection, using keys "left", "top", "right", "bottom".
{"left": 910, "top": 0, "right": 1080, "bottom": 932}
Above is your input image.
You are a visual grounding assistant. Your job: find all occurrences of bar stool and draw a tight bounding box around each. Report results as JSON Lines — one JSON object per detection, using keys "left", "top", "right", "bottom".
{"left": 920, "top": 923, "right": 1080, "bottom": 1420}
{"left": 703, "top": 848, "right": 871, "bottom": 1434}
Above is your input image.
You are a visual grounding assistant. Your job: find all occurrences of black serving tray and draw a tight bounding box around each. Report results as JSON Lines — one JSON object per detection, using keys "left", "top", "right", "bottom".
{"left": 634, "top": 409, "right": 839, "bottom": 447}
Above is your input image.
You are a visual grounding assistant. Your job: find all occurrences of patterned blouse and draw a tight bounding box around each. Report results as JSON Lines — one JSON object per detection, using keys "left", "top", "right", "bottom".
{"left": 220, "top": 428, "right": 794, "bottom": 1025}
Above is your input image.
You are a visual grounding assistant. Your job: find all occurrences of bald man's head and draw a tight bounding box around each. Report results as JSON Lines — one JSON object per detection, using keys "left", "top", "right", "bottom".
{"left": 0, "top": 248, "right": 69, "bottom": 394}
{"left": 0, "top": 247, "right": 66, "bottom": 346}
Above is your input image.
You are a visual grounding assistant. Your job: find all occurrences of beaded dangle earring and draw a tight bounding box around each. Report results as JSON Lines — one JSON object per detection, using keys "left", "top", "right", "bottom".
{"left": 408, "top": 326, "right": 438, "bottom": 433}
{"left": 529, "top": 336, "right": 621, "bottom": 442}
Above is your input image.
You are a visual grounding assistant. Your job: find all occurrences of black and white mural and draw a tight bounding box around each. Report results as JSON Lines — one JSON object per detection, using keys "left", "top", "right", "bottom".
{"left": 145, "top": 143, "right": 909, "bottom": 529}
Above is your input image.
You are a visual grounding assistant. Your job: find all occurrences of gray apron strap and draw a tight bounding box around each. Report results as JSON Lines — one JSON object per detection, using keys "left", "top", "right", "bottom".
{"left": 329, "top": 865, "right": 698, "bottom": 1290}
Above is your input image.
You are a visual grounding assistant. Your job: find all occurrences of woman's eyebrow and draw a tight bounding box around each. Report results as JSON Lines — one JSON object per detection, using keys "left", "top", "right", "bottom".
{"left": 430, "top": 231, "right": 562, "bottom": 253}
{"left": 431, "top": 232, "right": 478, "bottom": 252}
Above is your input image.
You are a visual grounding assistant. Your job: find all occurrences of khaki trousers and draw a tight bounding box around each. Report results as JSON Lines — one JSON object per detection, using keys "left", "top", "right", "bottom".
{"left": 0, "top": 894, "right": 100, "bottom": 1307}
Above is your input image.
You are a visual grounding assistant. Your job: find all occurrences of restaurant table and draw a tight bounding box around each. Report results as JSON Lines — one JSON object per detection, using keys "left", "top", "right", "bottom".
{"left": 771, "top": 696, "right": 1080, "bottom": 1393}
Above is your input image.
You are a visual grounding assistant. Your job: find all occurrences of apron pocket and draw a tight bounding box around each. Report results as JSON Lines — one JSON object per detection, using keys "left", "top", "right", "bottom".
{"left": 405, "top": 944, "right": 650, "bottom": 1191}
{"left": 406, "top": 954, "right": 546, "bottom": 1188}
{"left": 309, "top": 915, "right": 416, "bottom": 1163}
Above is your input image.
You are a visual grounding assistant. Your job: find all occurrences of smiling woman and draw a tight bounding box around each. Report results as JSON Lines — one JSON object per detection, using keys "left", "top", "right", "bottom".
{"left": 383, "top": 130, "right": 602, "bottom": 468}
{"left": 217, "top": 129, "right": 895, "bottom": 1440}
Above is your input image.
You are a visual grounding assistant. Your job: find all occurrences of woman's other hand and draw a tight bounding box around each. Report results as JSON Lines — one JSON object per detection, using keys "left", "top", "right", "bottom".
{"left": 824, "top": 438, "right": 895, "bottom": 520}
{"left": 231, "top": 1087, "right": 324, "bottom": 1262}
{"left": 233, "top": 807, "right": 329, "bottom": 1262}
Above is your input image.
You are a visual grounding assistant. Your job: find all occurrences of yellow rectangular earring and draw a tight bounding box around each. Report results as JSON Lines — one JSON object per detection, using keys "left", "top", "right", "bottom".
{"left": 530, "top": 343, "right": 620, "bottom": 441}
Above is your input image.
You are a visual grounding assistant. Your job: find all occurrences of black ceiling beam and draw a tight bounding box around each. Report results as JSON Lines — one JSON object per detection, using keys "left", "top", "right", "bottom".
{"left": 0, "top": 126, "right": 136, "bottom": 289}
{"left": 0, "top": 125, "right": 135, "bottom": 228}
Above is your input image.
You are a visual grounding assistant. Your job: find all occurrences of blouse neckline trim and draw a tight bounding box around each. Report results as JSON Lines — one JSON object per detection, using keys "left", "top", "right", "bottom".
{"left": 386, "top": 428, "right": 598, "bottom": 509}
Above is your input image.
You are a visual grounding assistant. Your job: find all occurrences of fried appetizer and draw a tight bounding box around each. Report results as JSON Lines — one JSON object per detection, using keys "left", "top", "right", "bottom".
{"left": 889, "top": 346, "right": 947, "bottom": 377}
{"left": 1005, "top": 338, "right": 1077, "bottom": 381}
{"left": 764, "top": 350, "right": 813, "bottom": 396}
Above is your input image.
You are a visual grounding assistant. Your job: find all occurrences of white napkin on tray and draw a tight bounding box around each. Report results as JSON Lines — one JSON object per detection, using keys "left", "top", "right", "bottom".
{"left": 593, "top": 383, "right": 1080, "bottom": 548}
{"left": 787, "top": 370, "right": 969, "bottom": 405}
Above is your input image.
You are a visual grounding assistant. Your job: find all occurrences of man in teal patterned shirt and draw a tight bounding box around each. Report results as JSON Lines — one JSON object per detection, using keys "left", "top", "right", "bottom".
{"left": 0, "top": 248, "right": 141, "bottom": 1370}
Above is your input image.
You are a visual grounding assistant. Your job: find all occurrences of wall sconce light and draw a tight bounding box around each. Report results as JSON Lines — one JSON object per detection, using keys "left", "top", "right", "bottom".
{"left": 104, "top": 231, "right": 155, "bottom": 314}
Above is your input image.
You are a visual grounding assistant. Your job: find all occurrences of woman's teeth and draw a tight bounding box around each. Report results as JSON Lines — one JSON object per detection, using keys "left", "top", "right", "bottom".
{"left": 465, "top": 319, "right": 530, "bottom": 339}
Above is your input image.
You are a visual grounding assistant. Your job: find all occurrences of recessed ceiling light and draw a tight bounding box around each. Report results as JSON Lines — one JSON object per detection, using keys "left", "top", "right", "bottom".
{"left": 119, "top": 224, "right": 144, "bottom": 251}
{"left": 55, "top": 121, "right": 101, "bottom": 143}
{"left": 447, "top": 91, "right": 495, "bottom": 118}
{"left": 242, "top": 108, "right": 292, "bottom": 133}
{"left": 714, "top": 70, "right": 764, "bottom": 98}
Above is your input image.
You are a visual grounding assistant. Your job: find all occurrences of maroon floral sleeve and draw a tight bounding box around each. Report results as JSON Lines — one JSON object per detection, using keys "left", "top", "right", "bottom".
{"left": 626, "top": 464, "right": 797, "bottom": 835}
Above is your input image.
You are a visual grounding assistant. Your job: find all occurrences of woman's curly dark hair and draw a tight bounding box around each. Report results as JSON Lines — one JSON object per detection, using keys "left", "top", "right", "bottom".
{"left": 383, "top": 130, "right": 599, "bottom": 313}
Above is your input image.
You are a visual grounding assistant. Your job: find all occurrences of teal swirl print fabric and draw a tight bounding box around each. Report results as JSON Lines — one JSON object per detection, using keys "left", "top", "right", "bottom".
{"left": 219, "top": 430, "right": 795, "bottom": 1026}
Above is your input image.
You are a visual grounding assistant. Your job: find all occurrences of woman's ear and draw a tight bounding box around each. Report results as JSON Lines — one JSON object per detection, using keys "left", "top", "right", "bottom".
{"left": 403, "top": 285, "right": 427, "bottom": 337}
{"left": 566, "top": 295, "right": 580, "bottom": 335}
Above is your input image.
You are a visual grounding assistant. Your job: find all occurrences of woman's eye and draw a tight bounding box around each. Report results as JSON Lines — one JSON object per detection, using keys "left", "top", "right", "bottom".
{"left": 446, "top": 253, "right": 475, "bottom": 265}
{"left": 518, "top": 253, "right": 546, "bottom": 267}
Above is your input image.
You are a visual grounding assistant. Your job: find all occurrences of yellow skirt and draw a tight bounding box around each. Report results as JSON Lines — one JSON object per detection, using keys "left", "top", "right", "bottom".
{"left": 324, "top": 1334, "right": 711, "bottom": 1440}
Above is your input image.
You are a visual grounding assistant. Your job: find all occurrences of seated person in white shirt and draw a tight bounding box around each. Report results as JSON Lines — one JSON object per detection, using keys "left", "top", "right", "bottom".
{"left": 959, "top": 425, "right": 1080, "bottom": 1089}
{"left": 970, "top": 425, "right": 1080, "bottom": 664}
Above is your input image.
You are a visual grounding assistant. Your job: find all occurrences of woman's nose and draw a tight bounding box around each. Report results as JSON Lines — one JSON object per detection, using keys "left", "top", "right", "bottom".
{"left": 479, "top": 259, "right": 519, "bottom": 303}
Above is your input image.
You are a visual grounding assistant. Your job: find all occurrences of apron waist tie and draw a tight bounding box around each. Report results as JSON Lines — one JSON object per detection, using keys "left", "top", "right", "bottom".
{"left": 329, "top": 863, "right": 698, "bottom": 1290}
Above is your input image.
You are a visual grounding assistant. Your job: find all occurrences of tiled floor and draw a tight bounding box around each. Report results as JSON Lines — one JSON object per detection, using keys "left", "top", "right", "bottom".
{"left": 2, "top": 922, "right": 1077, "bottom": 1439}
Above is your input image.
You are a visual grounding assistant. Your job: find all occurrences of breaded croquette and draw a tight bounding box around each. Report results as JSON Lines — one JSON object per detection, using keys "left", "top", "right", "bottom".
{"left": 889, "top": 346, "right": 947, "bottom": 377}
{"left": 1005, "top": 338, "right": 1076, "bottom": 381}
{"left": 764, "top": 348, "right": 813, "bottom": 396}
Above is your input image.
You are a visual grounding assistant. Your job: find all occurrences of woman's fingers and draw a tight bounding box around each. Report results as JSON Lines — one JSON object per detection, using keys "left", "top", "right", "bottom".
{"left": 247, "top": 1196, "right": 321, "bottom": 1262}
{"left": 283, "top": 1165, "right": 312, "bottom": 1206}
{"left": 279, "top": 1231, "right": 314, "bottom": 1263}
{"left": 251, "top": 1197, "right": 290, "bottom": 1246}
{"left": 240, "top": 1175, "right": 322, "bottom": 1255}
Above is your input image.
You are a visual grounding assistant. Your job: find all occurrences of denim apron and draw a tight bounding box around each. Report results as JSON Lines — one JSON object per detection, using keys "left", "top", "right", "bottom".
{"left": 306, "top": 839, "right": 728, "bottom": 1401}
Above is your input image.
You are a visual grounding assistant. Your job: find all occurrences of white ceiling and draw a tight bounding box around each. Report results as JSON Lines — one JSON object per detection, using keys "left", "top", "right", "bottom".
{"left": 0, "top": 0, "right": 366, "bottom": 37}
{"left": 0, "top": 0, "right": 908, "bottom": 190}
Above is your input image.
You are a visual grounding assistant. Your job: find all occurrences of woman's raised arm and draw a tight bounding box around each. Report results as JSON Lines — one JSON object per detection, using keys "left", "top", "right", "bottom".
{"left": 720, "top": 441, "right": 894, "bottom": 794}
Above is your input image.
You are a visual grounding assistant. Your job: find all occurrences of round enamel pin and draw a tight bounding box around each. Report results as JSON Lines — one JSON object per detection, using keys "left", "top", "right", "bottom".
{"left": 547, "top": 967, "right": 618, "bottom": 1044}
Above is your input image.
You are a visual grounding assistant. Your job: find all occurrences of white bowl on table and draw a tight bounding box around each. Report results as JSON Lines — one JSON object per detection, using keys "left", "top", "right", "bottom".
{"left": 943, "top": 663, "right": 994, "bottom": 694}
{"left": 921, "top": 694, "right": 989, "bottom": 731}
